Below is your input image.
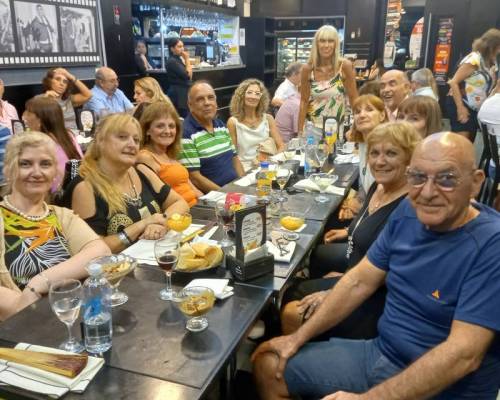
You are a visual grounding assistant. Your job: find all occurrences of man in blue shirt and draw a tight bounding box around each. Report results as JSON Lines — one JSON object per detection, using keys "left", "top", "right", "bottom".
{"left": 84, "top": 67, "right": 133, "bottom": 118}
{"left": 253, "top": 132, "right": 500, "bottom": 399}
{"left": 179, "top": 81, "right": 244, "bottom": 193}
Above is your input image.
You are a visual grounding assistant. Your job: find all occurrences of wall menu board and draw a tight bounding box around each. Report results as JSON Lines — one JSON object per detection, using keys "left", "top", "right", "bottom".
{"left": 433, "top": 17, "right": 454, "bottom": 84}
{"left": 0, "top": 0, "right": 101, "bottom": 68}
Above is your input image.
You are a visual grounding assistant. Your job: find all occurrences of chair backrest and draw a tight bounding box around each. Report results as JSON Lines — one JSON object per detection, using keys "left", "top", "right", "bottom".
{"left": 52, "top": 159, "right": 82, "bottom": 207}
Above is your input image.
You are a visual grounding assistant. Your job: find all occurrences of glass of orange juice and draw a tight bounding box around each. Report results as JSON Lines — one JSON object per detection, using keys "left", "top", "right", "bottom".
{"left": 167, "top": 212, "right": 192, "bottom": 240}
{"left": 279, "top": 211, "right": 305, "bottom": 241}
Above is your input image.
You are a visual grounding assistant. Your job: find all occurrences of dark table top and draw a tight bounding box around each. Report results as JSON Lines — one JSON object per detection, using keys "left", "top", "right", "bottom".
{"left": 0, "top": 278, "right": 271, "bottom": 399}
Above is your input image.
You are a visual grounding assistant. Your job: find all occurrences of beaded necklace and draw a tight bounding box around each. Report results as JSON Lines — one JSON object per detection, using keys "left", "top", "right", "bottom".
{"left": 3, "top": 195, "right": 50, "bottom": 222}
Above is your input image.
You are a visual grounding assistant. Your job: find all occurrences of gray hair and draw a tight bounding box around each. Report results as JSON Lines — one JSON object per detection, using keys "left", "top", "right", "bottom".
{"left": 411, "top": 68, "right": 434, "bottom": 86}
{"left": 285, "top": 62, "right": 302, "bottom": 78}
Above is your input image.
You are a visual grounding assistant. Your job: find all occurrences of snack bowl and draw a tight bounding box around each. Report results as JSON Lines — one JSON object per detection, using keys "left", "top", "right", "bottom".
{"left": 174, "top": 286, "right": 215, "bottom": 332}
{"left": 175, "top": 242, "right": 223, "bottom": 275}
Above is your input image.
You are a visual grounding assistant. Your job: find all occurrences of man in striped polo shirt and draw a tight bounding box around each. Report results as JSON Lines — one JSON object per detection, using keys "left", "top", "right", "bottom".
{"left": 179, "top": 81, "right": 244, "bottom": 193}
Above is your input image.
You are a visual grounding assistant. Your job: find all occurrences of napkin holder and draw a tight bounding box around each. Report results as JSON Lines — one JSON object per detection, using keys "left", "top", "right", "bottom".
{"left": 227, "top": 253, "right": 274, "bottom": 281}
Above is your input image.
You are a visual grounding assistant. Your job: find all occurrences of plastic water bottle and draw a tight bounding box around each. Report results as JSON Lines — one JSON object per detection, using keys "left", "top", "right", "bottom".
{"left": 83, "top": 263, "right": 113, "bottom": 354}
{"left": 256, "top": 161, "right": 271, "bottom": 204}
{"left": 304, "top": 135, "right": 317, "bottom": 178}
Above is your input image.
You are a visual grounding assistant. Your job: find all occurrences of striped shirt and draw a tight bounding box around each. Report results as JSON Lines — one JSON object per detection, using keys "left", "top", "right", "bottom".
{"left": 179, "top": 114, "right": 238, "bottom": 186}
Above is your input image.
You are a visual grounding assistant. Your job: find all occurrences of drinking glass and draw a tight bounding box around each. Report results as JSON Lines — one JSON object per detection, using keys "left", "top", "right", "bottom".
{"left": 167, "top": 212, "right": 192, "bottom": 241}
{"left": 49, "top": 279, "right": 85, "bottom": 353}
{"left": 215, "top": 200, "right": 235, "bottom": 247}
{"left": 310, "top": 173, "right": 339, "bottom": 203}
{"left": 279, "top": 211, "right": 305, "bottom": 241}
{"left": 283, "top": 142, "right": 296, "bottom": 161}
{"left": 175, "top": 286, "right": 215, "bottom": 332}
{"left": 315, "top": 143, "right": 329, "bottom": 171}
{"left": 155, "top": 239, "right": 180, "bottom": 301}
{"left": 276, "top": 168, "right": 291, "bottom": 202}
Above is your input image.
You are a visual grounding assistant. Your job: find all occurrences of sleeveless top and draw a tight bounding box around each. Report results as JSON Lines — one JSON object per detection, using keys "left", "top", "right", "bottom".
{"left": 57, "top": 97, "right": 78, "bottom": 131}
{"left": 67, "top": 169, "right": 171, "bottom": 236}
{"left": 308, "top": 66, "right": 346, "bottom": 129}
{"left": 233, "top": 116, "right": 270, "bottom": 172}
{"left": 139, "top": 149, "right": 197, "bottom": 207}
{"left": 457, "top": 52, "right": 497, "bottom": 111}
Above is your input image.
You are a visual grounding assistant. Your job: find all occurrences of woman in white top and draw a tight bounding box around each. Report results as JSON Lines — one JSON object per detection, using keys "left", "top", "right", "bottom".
{"left": 228, "top": 79, "right": 284, "bottom": 172}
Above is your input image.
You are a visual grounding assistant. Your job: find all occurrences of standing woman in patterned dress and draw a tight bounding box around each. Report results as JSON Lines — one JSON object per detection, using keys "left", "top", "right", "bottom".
{"left": 298, "top": 25, "right": 358, "bottom": 135}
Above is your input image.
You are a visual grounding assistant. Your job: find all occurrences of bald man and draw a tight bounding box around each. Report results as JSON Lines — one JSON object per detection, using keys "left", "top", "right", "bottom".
{"left": 84, "top": 66, "right": 133, "bottom": 117}
{"left": 253, "top": 133, "right": 500, "bottom": 400}
{"left": 380, "top": 70, "right": 411, "bottom": 121}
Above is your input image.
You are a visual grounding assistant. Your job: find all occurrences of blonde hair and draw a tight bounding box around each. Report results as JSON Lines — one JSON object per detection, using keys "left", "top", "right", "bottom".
{"left": 367, "top": 121, "right": 422, "bottom": 164}
{"left": 229, "top": 79, "right": 270, "bottom": 121}
{"left": 80, "top": 113, "right": 142, "bottom": 216}
{"left": 398, "top": 96, "right": 443, "bottom": 137}
{"left": 139, "top": 101, "right": 182, "bottom": 159}
{"left": 134, "top": 77, "right": 173, "bottom": 105}
{"left": 351, "top": 94, "right": 388, "bottom": 143}
{"left": 3, "top": 131, "right": 58, "bottom": 192}
{"left": 309, "top": 25, "right": 342, "bottom": 72}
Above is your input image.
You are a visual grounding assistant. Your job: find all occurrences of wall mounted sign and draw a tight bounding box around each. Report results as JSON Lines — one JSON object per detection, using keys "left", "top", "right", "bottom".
{"left": 0, "top": 0, "right": 101, "bottom": 69}
{"left": 433, "top": 17, "right": 454, "bottom": 84}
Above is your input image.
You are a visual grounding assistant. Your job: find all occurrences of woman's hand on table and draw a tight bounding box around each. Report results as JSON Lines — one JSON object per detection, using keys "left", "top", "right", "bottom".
{"left": 140, "top": 223, "right": 166, "bottom": 240}
{"left": 324, "top": 228, "right": 348, "bottom": 243}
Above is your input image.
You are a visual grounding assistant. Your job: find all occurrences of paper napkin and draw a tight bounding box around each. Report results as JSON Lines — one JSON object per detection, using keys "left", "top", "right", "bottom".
{"left": 0, "top": 343, "right": 104, "bottom": 399}
{"left": 184, "top": 279, "right": 234, "bottom": 300}
{"left": 266, "top": 240, "right": 296, "bottom": 263}
{"left": 293, "top": 179, "right": 346, "bottom": 196}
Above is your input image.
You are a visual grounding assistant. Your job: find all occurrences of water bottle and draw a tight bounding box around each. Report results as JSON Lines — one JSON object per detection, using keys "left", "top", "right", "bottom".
{"left": 83, "top": 263, "right": 113, "bottom": 353}
{"left": 304, "top": 135, "right": 317, "bottom": 178}
{"left": 256, "top": 161, "right": 271, "bottom": 204}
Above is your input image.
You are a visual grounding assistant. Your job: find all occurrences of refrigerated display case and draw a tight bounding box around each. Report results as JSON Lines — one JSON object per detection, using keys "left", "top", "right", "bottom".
{"left": 277, "top": 37, "right": 314, "bottom": 77}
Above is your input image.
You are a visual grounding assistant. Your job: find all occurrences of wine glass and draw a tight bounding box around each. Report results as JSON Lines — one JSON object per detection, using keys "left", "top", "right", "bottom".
{"left": 283, "top": 142, "right": 296, "bottom": 161}
{"left": 276, "top": 168, "right": 291, "bottom": 202}
{"left": 175, "top": 286, "right": 215, "bottom": 332}
{"left": 315, "top": 142, "right": 329, "bottom": 171}
{"left": 215, "top": 200, "right": 235, "bottom": 247}
{"left": 154, "top": 239, "right": 180, "bottom": 301}
{"left": 167, "top": 212, "right": 192, "bottom": 241}
{"left": 310, "top": 173, "right": 339, "bottom": 203}
{"left": 279, "top": 211, "right": 305, "bottom": 241}
{"left": 99, "top": 255, "right": 137, "bottom": 307}
{"left": 49, "top": 279, "right": 85, "bottom": 353}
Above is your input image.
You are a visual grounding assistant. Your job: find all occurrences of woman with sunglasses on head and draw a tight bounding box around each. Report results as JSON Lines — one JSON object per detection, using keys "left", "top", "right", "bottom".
{"left": 281, "top": 122, "right": 421, "bottom": 339}
{"left": 41, "top": 67, "right": 92, "bottom": 131}
{"left": 22, "top": 96, "right": 82, "bottom": 192}
{"left": 0, "top": 132, "right": 110, "bottom": 321}
{"left": 298, "top": 25, "right": 358, "bottom": 135}
{"left": 228, "top": 79, "right": 284, "bottom": 172}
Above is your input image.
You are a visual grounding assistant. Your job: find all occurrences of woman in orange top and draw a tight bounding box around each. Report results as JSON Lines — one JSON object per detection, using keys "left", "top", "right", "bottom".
{"left": 137, "top": 102, "right": 202, "bottom": 207}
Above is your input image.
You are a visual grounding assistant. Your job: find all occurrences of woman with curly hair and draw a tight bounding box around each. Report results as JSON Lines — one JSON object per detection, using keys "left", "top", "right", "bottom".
{"left": 227, "top": 79, "right": 284, "bottom": 171}
{"left": 41, "top": 67, "right": 92, "bottom": 131}
{"left": 133, "top": 76, "right": 173, "bottom": 106}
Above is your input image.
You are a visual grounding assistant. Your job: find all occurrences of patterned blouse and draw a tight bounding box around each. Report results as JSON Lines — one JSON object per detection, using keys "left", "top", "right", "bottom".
{"left": 459, "top": 52, "right": 497, "bottom": 111}
{"left": 307, "top": 67, "right": 346, "bottom": 129}
{"left": 2, "top": 207, "right": 71, "bottom": 289}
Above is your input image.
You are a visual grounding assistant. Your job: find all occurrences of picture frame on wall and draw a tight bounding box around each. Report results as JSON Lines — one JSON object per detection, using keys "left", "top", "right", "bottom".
{"left": 0, "top": 0, "right": 100, "bottom": 68}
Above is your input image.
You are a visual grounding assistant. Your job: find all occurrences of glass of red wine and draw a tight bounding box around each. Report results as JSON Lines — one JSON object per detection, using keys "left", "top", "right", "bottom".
{"left": 215, "top": 200, "right": 235, "bottom": 247}
{"left": 154, "top": 239, "right": 179, "bottom": 301}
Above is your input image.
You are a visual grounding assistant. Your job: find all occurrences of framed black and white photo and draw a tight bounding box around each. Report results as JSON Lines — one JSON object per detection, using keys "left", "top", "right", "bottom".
{"left": 0, "top": 0, "right": 15, "bottom": 53}
{"left": 0, "top": 0, "right": 101, "bottom": 68}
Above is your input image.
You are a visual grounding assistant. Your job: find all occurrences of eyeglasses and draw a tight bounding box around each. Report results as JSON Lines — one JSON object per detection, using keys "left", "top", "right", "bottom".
{"left": 405, "top": 168, "right": 462, "bottom": 191}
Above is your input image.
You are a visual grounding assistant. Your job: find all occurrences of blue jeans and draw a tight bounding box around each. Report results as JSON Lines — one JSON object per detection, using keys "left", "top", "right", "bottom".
{"left": 284, "top": 338, "right": 401, "bottom": 398}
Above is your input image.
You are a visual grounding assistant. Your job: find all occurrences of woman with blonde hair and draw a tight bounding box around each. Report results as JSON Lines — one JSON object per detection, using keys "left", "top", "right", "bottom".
{"left": 228, "top": 78, "right": 284, "bottom": 171}
{"left": 298, "top": 25, "right": 358, "bottom": 134}
{"left": 0, "top": 131, "right": 109, "bottom": 322}
{"left": 281, "top": 121, "right": 421, "bottom": 338}
{"left": 397, "top": 95, "right": 443, "bottom": 137}
{"left": 133, "top": 76, "right": 172, "bottom": 106}
{"left": 137, "top": 102, "right": 202, "bottom": 207}
{"left": 65, "top": 113, "right": 189, "bottom": 253}
{"left": 447, "top": 28, "right": 500, "bottom": 140}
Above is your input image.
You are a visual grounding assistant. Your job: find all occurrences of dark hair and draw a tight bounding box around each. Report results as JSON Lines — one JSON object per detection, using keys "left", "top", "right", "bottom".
{"left": 41, "top": 67, "right": 73, "bottom": 100}
{"left": 168, "top": 38, "right": 181, "bottom": 52}
{"left": 397, "top": 96, "right": 443, "bottom": 137}
{"left": 133, "top": 101, "right": 151, "bottom": 121}
{"left": 359, "top": 80, "right": 381, "bottom": 97}
{"left": 25, "top": 96, "right": 81, "bottom": 160}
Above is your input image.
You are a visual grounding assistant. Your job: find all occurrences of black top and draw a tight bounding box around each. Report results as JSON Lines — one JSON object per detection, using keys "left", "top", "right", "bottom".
{"left": 166, "top": 55, "right": 190, "bottom": 87}
{"left": 66, "top": 169, "right": 170, "bottom": 236}
{"left": 346, "top": 183, "right": 406, "bottom": 268}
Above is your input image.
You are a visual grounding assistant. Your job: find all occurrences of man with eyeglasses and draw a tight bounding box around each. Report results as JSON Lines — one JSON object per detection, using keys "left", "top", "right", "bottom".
{"left": 84, "top": 67, "right": 133, "bottom": 118}
{"left": 253, "top": 132, "right": 500, "bottom": 400}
